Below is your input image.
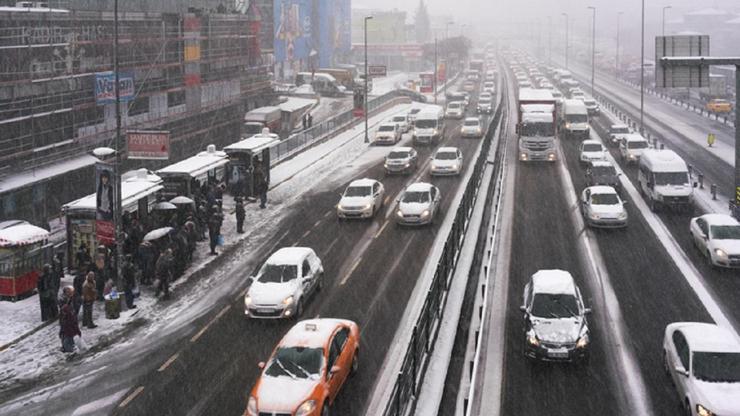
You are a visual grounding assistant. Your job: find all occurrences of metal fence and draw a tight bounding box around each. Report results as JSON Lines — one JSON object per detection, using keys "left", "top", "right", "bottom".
{"left": 381, "top": 82, "right": 508, "bottom": 416}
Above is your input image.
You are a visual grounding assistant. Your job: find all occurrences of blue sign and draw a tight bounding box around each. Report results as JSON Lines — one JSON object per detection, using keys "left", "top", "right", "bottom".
{"left": 95, "top": 71, "right": 135, "bottom": 105}
{"left": 274, "top": 0, "right": 312, "bottom": 62}
{"left": 318, "top": 0, "right": 351, "bottom": 68}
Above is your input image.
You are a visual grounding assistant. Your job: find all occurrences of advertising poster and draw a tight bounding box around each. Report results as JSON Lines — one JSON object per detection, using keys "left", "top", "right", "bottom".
{"left": 95, "top": 71, "right": 135, "bottom": 105}
{"left": 318, "top": 0, "right": 351, "bottom": 67}
{"left": 420, "top": 72, "right": 434, "bottom": 93}
{"left": 274, "top": 0, "right": 312, "bottom": 62}
{"left": 95, "top": 163, "right": 116, "bottom": 246}
{"left": 127, "top": 130, "right": 170, "bottom": 160}
{"left": 353, "top": 87, "right": 365, "bottom": 117}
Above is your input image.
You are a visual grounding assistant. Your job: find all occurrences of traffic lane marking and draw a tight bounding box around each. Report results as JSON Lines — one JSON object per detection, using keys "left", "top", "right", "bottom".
{"left": 118, "top": 386, "right": 145, "bottom": 408}
{"left": 190, "top": 305, "right": 232, "bottom": 343}
{"left": 158, "top": 352, "right": 180, "bottom": 372}
{"left": 340, "top": 256, "right": 363, "bottom": 286}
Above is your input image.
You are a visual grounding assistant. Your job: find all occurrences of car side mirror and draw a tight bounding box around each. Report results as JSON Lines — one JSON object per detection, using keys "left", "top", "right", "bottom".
{"left": 519, "top": 305, "right": 527, "bottom": 312}
{"left": 622, "top": 201, "right": 628, "bottom": 206}
{"left": 258, "top": 361, "right": 266, "bottom": 369}
{"left": 693, "top": 182, "right": 698, "bottom": 188}
{"left": 618, "top": 173, "right": 623, "bottom": 177}
{"left": 674, "top": 365, "right": 689, "bottom": 377}
{"left": 330, "top": 365, "right": 341, "bottom": 375}
{"left": 583, "top": 308, "right": 592, "bottom": 315}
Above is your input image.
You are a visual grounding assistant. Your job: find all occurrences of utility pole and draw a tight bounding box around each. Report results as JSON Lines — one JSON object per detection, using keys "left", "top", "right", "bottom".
{"left": 662, "top": 5, "right": 672, "bottom": 36}
{"left": 588, "top": 6, "right": 596, "bottom": 97}
{"left": 616, "top": 11, "right": 623, "bottom": 77}
{"left": 443, "top": 21, "right": 454, "bottom": 101}
{"left": 113, "top": 0, "right": 123, "bottom": 285}
{"left": 434, "top": 37, "right": 438, "bottom": 105}
{"left": 562, "top": 13, "right": 569, "bottom": 69}
{"left": 364, "top": 16, "right": 372, "bottom": 143}
{"left": 548, "top": 16, "right": 552, "bottom": 66}
{"left": 640, "top": 0, "right": 645, "bottom": 132}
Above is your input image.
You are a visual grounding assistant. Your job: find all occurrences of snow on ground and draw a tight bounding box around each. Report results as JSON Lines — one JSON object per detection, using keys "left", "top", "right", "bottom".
{"left": 0, "top": 100, "right": 426, "bottom": 411}
{"left": 0, "top": 296, "right": 45, "bottom": 346}
{"left": 371, "top": 71, "right": 420, "bottom": 96}
{"left": 308, "top": 96, "right": 353, "bottom": 124}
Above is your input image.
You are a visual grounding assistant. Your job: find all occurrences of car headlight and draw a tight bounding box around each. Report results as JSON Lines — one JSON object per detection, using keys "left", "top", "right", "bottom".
{"left": 396, "top": 210, "right": 404, "bottom": 218}
{"left": 247, "top": 396, "right": 258, "bottom": 416}
{"left": 576, "top": 334, "right": 589, "bottom": 349}
{"left": 618, "top": 211, "right": 628, "bottom": 220}
{"left": 295, "top": 399, "right": 317, "bottom": 416}
{"left": 282, "top": 295, "right": 294, "bottom": 306}
{"left": 244, "top": 295, "right": 252, "bottom": 306}
{"left": 421, "top": 210, "right": 430, "bottom": 218}
{"left": 362, "top": 203, "right": 372, "bottom": 211}
{"left": 629, "top": 154, "right": 636, "bottom": 159}
{"left": 527, "top": 332, "right": 540, "bottom": 347}
{"left": 452, "top": 163, "right": 460, "bottom": 170}
{"left": 403, "top": 162, "right": 410, "bottom": 168}
{"left": 714, "top": 249, "right": 728, "bottom": 259}
{"left": 590, "top": 212, "right": 600, "bottom": 220}
{"left": 565, "top": 122, "right": 571, "bottom": 129}
{"left": 696, "top": 404, "right": 714, "bottom": 416}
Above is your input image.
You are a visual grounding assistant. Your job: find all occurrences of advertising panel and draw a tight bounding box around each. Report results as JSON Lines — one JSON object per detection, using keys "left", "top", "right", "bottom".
{"left": 95, "top": 71, "right": 135, "bottom": 105}
{"left": 127, "top": 130, "right": 171, "bottom": 160}
{"left": 95, "top": 163, "right": 116, "bottom": 246}
{"left": 318, "top": 0, "right": 352, "bottom": 67}
{"left": 353, "top": 87, "right": 366, "bottom": 117}
{"left": 368, "top": 65, "right": 387, "bottom": 77}
{"left": 420, "top": 72, "right": 434, "bottom": 93}
{"left": 274, "top": 0, "right": 312, "bottom": 62}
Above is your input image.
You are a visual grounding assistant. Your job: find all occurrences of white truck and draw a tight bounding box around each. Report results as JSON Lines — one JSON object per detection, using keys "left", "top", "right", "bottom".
{"left": 561, "top": 99, "right": 590, "bottom": 139}
{"left": 516, "top": 88, "right": 558, "bottom": 162}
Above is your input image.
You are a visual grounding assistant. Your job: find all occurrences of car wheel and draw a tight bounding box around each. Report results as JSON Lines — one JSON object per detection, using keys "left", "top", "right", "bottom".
{"left": 707, "top": 251, "right": 717, "bottom": 269}
{"left": 683, "top": 400, "right": 691, "bottom": 416}
{"left": 350, "top": 349, "right": 359, "bottom": 376}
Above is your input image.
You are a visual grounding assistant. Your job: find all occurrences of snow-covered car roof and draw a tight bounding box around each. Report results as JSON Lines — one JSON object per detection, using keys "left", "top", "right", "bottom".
{"left": 589, "top": 161, "right": 614, "bottom": 168}
{"left": 610, "top": 124, "right": 629, "bottom": 129}
{"left": 531, "top": 270, "right": 576, "bottom": 295}
{"left": 405, "top": 182, "right": 434, "bottom": 193}
{"left": 390, "top": 115, "right": 406, "bottom": 120}
{"left": 671, "top": 322, "right": 740, "bottom": 353}
{"left": 379, "top": 121, "right": 397, "bottom": 127}
{"left": 280, "top": 319, "right": 355, "bottom": 349}
{"left": 622, "top": 133, "right": 648, "bottom": 143}
{"left": 388, "top": 147, "right": 413, "bottom": 154}
{"left": 436, "top": 147, "right": 459, "bottom": 154}
{"left": 581, "top": 140, "right": 602, "bottom": 146}
{"left": 347, "top": 178, "right": 378, "bottom": 188}
{"left": 464, "top": 117, "right": 480, "bottom": 123}
{"left": 586, "top": 185, "right": 618, "bottom": 195}
{"left": 447, "top": 101, "right": 464, "bottom": 107}
{"left": 0, "top": 222, "right": 49, "bottom": 248}
{"left": 265, "top": 247, "right": 314, "bottom": 267}
{"left": 699, "top": 213, "right": 740, "bottom": 226}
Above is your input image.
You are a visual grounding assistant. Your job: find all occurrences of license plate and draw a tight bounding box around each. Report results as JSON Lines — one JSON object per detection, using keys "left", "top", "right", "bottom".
{"left": 257, "top": 308, "right": 274, "bottom": 314}
{"left": 548, "top": 348, "right": 569, "bottom": 358}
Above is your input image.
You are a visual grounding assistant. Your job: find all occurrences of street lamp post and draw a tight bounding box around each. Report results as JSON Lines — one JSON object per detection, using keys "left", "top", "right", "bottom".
{"left": 588, "top": 6, "right": 596, "bottom": 97}
{"left": 562, "top": 13, "right": 569, "bottom": 69}
{"left": 662, "top": 5, "right": 672, "bottom": 36}
{"left": 640, "top": 0, "right": 645, "bottom": 132}
{"left": 548, "top": 16, "right": 552, "bottom": 66}
{"left": 443, "top": 21, "right": 454, "bottom": 101}
{"left": 434, "top": 37, "right": 438, "bottom": 105}
{"left": 616, "top": 11, "right": 623, "bottom": 77}
{"left": 364, "top": 16, "right": 372, "bottom": 143}
{"left": 113, "top": 0, "right": 123, "bottom": 285}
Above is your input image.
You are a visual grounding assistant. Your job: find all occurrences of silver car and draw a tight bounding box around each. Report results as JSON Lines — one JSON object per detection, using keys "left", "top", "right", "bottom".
{"left": 395, "top": 182, "right": 441, "bottom": 226}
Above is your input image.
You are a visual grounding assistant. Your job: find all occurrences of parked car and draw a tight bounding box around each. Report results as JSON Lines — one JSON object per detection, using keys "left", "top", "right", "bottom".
{"left": 384, "top": 147, "right": 418, "bottom": 175}
{"left": 461, "top": 117, "right": 483, "bottom": 138}
{"left": 585, "top": 161, "right": 621, "bottom": 191}
{"left": 608, "top": 124, "right": 631, "bottom": 147}
{"left": 689, "top": 213, "right": 740, "bottom": 268}
{"left": 244, "top": 247, "right": 324, "bottom": 319}
{"left": 580, "top": 186, "right": 628, "bottom": 228}
{"left": 246, "top": 319, "right": 360, "bottom": 416}
{"left": 520, "top": 270, "right": 591, "bottom": 363}
{"left": 390, "top": 114, "right": 411, "bottom": 133}
{"left": 336, "top": 178, "right": 385, "bottom": 220}
{"left": 583, "top": 98, "right": 600, "bottom": 115}
{"left": 374, "top": 122, "right": 401, "bottom": 145}
{"left": 430, "top": 147, "right": 463, "bottom": 176}
{"left": 446, "top": 101, "right": 465, "bottom": 119}
{"left": 662, "top": 322, "right": 740, "bottom": 416}
{"left": 619, "top": 133, "right": 650, "bottom": 164}
{"left": 579, "top": 140, "right": 607, "bottom": 165}
{"left": 395, "top": 182, "right": 441, "bottom": 226}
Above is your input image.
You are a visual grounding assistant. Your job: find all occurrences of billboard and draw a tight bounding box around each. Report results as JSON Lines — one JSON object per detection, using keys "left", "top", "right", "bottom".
{"left": 318, "top": 0, "right": 352, "bottom": 67}
{"left": 655, "top": 35, "right": 710, "bottom": 88}
{"left": 274, "top": 0, "right": 313, "bottom": 62}
{"left": 420, "top": 72, "right": 434, "bottom": 93}
{"left": 95, "top": 163, "right": 116, "bottom": 246}
{"left": 127, "top": 130, "right": 170, "bottom": 160}
{"left": 95, "top": 71, "right": 135, "bottom": 105}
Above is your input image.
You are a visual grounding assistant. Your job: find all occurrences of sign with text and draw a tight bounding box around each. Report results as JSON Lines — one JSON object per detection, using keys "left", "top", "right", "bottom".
{"left": 419, "top": 72, "right": 434, "bottom": 93}
{"left": 368, "top": 65, "right": 387, "bottom": 77}
{"left": 95, "top": 162, "right": 116, "bottom": 246}
{"left": 127, "top": 130, "right": 170, "bottom": 160}
{"left": 655, "top": 35, "right": 710, "bottom": 88}
{"left": 95, "top": 71, "right": 135, "bottom": 105}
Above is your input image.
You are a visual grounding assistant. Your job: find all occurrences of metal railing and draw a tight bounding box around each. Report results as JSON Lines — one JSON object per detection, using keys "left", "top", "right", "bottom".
{"left": 381, "top": 80, "right": 508, "bottom": 416}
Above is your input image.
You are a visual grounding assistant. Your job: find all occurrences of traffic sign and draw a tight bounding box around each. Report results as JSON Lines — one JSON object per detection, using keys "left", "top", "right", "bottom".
{"left": 368, "top": 65, "right": 387, "bottom": 77}
{"left": 655, "top": 35, "right": 710, "bottom": 88}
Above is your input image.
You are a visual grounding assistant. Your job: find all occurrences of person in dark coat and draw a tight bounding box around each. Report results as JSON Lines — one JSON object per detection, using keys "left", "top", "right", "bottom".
{"left": 196, "top": 204, "right": 208, "bottom": 240}
{"left": 94, "top": 246, "right": 108, "bottom": 301}
{"left": 173, "top": 228, "right": 189, "bottom": 277}
{"left": 235, "top": 198, "right": 246, "bottom": 233}
{"left": 137, "top": 241, "right": 155, "bottom": 285}
{"left": 155, "top": 248, "right": 174, "bottom": 300}
{"left": 302, "top": 114, "right": 308, "bottom": 130}
{"left": 82, "top": 272, "right": 97, "bottom": 328}
{"left": 37, "top": 264, "right": 54, "bottom": 321}
{"left": 120, "top": 254, "right": 137, "bottom": 309}
{"left": 72, "top": 268, "right": 85, "bottom": 316}
{"left": 207, "top": 207, "right": 223, "bottom": 255}
{"left": 75, "top": 243, "right": 91, "bottom": 271}
{"left": 184, "top": 219, "right": 197, "bottom": 260}
{"left": 253, "top": 161, "right": 268, "bottom": 209}
{"left": 307, "top": 113, "right": 313, "bottom": 127}
{"left": 59, "top": 287, "right": 81, "bottom": 353}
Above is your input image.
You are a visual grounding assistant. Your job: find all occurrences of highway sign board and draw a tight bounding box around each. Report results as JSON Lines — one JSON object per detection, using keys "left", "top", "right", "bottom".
{"left": 655, "top": 35, "right": 710, "bottom": 88}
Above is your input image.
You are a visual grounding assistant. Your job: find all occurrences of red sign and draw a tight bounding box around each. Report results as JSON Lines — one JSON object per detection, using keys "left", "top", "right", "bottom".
{"left": 419, "top": 72, "right": 434, "bottom": 93}
{"left": 127, "top": 130, "right": 170, "bottom": 160}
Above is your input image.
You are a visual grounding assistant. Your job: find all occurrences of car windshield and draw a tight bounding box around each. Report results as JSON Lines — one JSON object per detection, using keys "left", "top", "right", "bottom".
{"left": 583, "top": 144, "right": 602, "bottom": 152}
{"left": 531, "top": 293, "right": 579, "bottom": 319}
{"left": 435, "top": 152, "right": 457, "bottom": 160}
{"left": 710, "top": 225, "right": 740, "bottom": 240}
{"left": 692, "top": 352, "right": 740, "bottom": 383}
{"left": 479, "top": 99, "right": 492, "bottom": 104}
{"left": 448, "top": 103, "right": 461, "bottom": 109}
{"left": 584, "top": 100, "right": 596, "bottom": 105}
{"left": 654, "top": 172, "right": 689, "bottom": 186}
{"left": 416, "top": 119, "right": 437, "bottom": 129}
{"left": 378, "top": 125, "right": 395, "bottom": 132}
{"left": 551, "top": 91, "right": 563, "bottom": 97}
{"left": 591, "top": 193, "right": 619, "bottom": 205}
{"left": 521, "top": 122, "right": 554, "bottom": 137}
{"left": 345, "top": 186, "right": 372, "bottom": 197}
{"left": 392, "top": 116, "right": 405, "bottom": 122}
{"left": 388, "top": 151, "right": 409, "bottom": 159}
{"left": 259, "top": 264, "right": 298, "bottom": 284}
{"left": 627, "top": 141, "right": 648, "bottom": 149}
{"left": 612, "top": 127, "right": 629, "bottom": 134}
{"left": 567, "top": 114, "right": 588, "bottom": 123}
{"left": 591, "top": 166, "right": 616, "bottom": 176}
{"left": 402, "top": 191, "right": 430, "bottom": 203}
{"left": 464, "top": 120, "right": 479, "bottom": 126}
{"left": 265, "top": 347, "right": 324, "bottom": 379}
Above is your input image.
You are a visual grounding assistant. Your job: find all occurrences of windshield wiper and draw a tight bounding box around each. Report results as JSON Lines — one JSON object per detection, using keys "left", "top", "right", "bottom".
{"left": 274, "top": 358, "right": 297, "bottom": 380}
{"left": 287, "top": 360, "right": 312, "bottom": 378}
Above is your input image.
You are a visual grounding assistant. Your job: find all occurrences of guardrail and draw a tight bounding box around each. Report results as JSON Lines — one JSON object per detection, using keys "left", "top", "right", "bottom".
{"left": 381, "top": 80, "right": 508, "bottom": 416}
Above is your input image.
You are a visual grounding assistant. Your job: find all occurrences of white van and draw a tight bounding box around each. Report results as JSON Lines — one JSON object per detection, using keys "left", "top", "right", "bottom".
{"left": 561, "top": 99, "right": 589, "bottom": 139}
{"left": 413, "top": 106, "right": 445, "bottom": 145}
{"left": 638, "top": 149, "right": 694, "bottom": 212}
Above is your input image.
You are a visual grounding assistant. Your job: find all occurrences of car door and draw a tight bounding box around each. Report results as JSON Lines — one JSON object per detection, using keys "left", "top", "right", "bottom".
{"left": 372, "top": 182, "right": 382, "bottom": 209}
{"left": 326, "top": 327, "right": 351, "bottom": 401}
{"left": 670, "top": 330, "right": 690, "bottom": 397}
{"left": 695, "top": 219, "right": 709, "bottom": 252}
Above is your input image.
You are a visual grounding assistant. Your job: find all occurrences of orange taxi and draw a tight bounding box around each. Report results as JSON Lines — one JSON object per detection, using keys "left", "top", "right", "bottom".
{"left": 706, "top": 99, "right": 732, "bottom": 113}
{"left": 245, "top": 318, "right": 360, "bottom": 416}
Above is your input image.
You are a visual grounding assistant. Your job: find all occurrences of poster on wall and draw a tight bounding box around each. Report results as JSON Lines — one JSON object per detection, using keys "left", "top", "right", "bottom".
{"left": 127, "top": 130, "right": 170, "bottom": 160}
{"left": 95, "top": 162, "right": 116, "bottom": 246}
{"left": 419, "top": 72, "right": 434, "bottom": 93}
{"left": 95, "top": 71, "right": 135, "bottom": 105}
{"left": 318, "top": 0, "right": 352, "bottom": 67}
{"left": 274, "top": 0, "right": 312, "bottom": 62}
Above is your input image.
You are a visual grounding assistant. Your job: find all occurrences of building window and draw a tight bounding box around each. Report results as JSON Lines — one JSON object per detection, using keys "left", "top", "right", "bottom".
{"left": 128, "top": 96, "right": 150, "bottom": 117}
{"left": 168, "top": 90, "right": 186, "bottom": 107}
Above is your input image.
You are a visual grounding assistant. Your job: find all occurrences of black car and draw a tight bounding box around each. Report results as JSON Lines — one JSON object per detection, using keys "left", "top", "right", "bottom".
{"left": 585, "top": 161, "right": 621, "bottom": 192}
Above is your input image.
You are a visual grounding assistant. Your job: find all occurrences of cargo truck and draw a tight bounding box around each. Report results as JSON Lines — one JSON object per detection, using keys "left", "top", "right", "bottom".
{"left": 244, "top": 106, "right": 282, "bottom": 136}
{"left": 516, "top": 88, "right": 558, "bottom": 162}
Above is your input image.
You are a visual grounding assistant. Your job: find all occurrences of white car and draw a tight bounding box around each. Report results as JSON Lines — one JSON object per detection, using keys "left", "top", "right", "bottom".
{"left": 583, "top": 98, "right": 600, "bottom": 115}
{"left": 446, "top": 101, "right": 465, "bottom": 119}
{"left": 244, "top": 247, "right": 324, "bottom": 319}
{"left": 619, "top": 133, "right": 650, "bottom": 164}
{"left": 689, "top": 213, "right": 740, "bottom": 268}
{"left": 430, "top": 147, "right": 463, "bottom": 176}
{"left": 608, "top": 124, "right": 631, "bottom": 147}
{"left": 336, "top": 178, "right": 385, "bottom": 219}
{"left": 483, "top": 81, "right": 495, "bottom": 93}
{"left": 384, "top": 147, "right": 418, "bottom": 175}
{"left": 579, "top": 140, "right": 607, "bottom": 165}
{"left": 461, "top": 117, "right": 483, "bottom": 138}
{"left": 390, "top": 114, "right": 410, "bottom": 133}
{"left": 479, "top": 92, "right": 493, "bottom": 102}
{"left": 663, "top": 322, "right": 740, "bottom": 416}
{"left": 395, "top": 182, "right": 441, "bottom": 226}
{"left": 580, "top": 186, "right": 628, "bottom": 228}
{"left": 374, "top": 122, "right": 401, "bottom": 145}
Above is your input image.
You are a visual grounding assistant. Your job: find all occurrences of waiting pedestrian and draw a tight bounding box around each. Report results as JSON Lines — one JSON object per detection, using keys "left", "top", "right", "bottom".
{"left": 302, "top": 114, "right": 308, "bottom": 130}
{"left": 155, "top": 248, "right": 174, "bottom": 300}
{"left": 58, "top": 287, "right": 80, "bottom": 353}
{"left": 82, "top": 272, "right": 97, "bottom": 328}
{"left": 307, "top": 113, "right": 313, "bottom": 127}
{"left": 235, "top": 198, "right": 246, "bottom": 233}
{"left": 37, "top": 264, "right": 54, "bottom": 322}
{"left": 72, "top": 267, "right": 85, "bottom": 316}
{"left": 75, "top": 243, "right": 91, "bottom": 271}
{"left": 253, "top": 161, "right": 268, "bottom": 209}
{"left": 137, "top": 241, "right": 155, "bottom": 285}
{"left": 208, "top": 207, "right": 223, "bottom": 255}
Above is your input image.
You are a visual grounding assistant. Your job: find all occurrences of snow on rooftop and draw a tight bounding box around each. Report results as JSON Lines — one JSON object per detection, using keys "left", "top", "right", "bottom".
{"left": 224, "top": 135, "right": 280, "bottom": 153}
{"left": 0, "top": 222, "right": 49, "bottom": 247}
{"left": 156, "top": 148, "right": 228, "bottom": 176}
{"left": 406, "top": 182, "right": 433, "bottom": 192}
{"left": 623, "top": 133, "right": 647, "bottom": 142}
{"left": 266, "top": 247, "right": 313, "bottom": 266}
{"left": 247, "top": 106, "right": 281, "bottom": 115}
{"left": 588, "top": 185, "right": 618, "bottom": 195}
{"left": 64, "top": 175, "right": 163, "bottom": 212}
{"left": 519, "top": 88, "right": 554, "bottom": 101}
{"left": 349, "top": 178, "right": 377, "bottom": 187}
{"left": 531, "top": 270, "right": 576, "bottom": 295}
{"left": 0, "top": 154, "right": 99, "bottom": 193}
{"left": 641, "top": 149, "right": 688, "bottom": 172}
{"left": 436, "top": 147, "right": 458, "bottom": 153}
{"left": 280, "top": 318, "right": 351, "bottom": 349}
{"left": 279, "top": 97, "right": 316, "bottom": 112}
